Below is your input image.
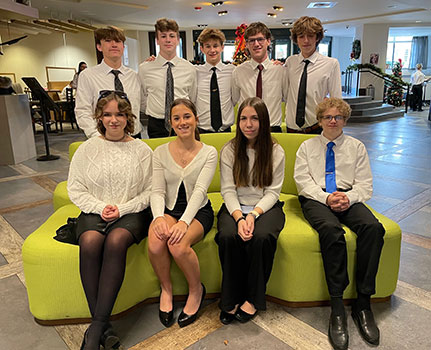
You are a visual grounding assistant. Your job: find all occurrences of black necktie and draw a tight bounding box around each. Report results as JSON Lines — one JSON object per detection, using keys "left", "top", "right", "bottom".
{"left": 256, "top": 64, "right": 264, "bottom": 99}
{"left": 210, "top": 67, "right": 222, "bottom": 132}
{"left": 110, "top": 70, "right": 124, "bottom": 92}
{"left": 295, "top": 59, "right": 310, "bottom": 128}
{"left": 165, "top": 62, "right": 174, "bottom": 131}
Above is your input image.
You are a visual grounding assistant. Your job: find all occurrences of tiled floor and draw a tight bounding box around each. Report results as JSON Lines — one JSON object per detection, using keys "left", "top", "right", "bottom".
{"left": 0, "top": 109, "right": 430, "bottom": 350}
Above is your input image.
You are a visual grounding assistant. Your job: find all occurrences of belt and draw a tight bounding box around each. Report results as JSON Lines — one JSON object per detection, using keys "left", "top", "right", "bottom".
{"left": 286, "top": 123, "right": 321, "bottom": 134}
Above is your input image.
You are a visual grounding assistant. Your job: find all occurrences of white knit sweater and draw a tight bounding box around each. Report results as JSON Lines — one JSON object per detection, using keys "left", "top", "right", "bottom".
{"left": 67, "top": 137, "right": 153, "bottom": 217}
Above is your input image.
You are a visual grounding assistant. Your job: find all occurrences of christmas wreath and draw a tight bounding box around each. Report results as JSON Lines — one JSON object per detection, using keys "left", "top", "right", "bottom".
{"left": 350, "top": 39, "right": 361, "bottom": 60}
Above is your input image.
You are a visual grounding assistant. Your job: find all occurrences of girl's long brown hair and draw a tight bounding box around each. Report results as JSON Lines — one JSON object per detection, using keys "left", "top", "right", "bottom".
{"left": 232, "top": 97, "right": 274, "bottom": 188}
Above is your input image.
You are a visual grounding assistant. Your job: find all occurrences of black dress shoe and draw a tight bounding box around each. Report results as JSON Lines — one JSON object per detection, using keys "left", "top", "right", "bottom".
{"left": 101, "top": 324, "right": 121, "bottom": 350}
{"left": 328, "top": 313, "right": 348, "bottom": 350}
{"left": 177, "top": 283, "right": 206, "bottom": 328}
{"left": 159, "top": 309, "right": 174, "bottom": 327}
{"left": 234, "top": 308, "right": 257, "bottom": 323}
{"left": 352, "top": 308, "right": 380, "bottom": 345}
{"left": 220, "top": 310, "right": 236, "bottom": 325}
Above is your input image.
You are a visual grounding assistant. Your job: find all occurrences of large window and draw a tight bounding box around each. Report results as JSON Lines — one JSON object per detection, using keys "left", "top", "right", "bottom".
{"left": 149, "top": 31, "right": 187, "bottom": 59}
{"left": 386, "top": 36, "right": 413, "bottom": 69}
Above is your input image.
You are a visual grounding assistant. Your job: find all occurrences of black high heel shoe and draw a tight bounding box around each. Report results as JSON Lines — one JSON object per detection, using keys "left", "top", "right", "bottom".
{"left": 159, "top": 290, "right": 174, "bottom": 327}
{"left": 101, "top": 324, "right": 121, "bottom": 350}
{"left": 177, "top": 283, "right": 206, "bottom": 328}
{"left": 235, "top": 307, "right": 257, "bottom": 323}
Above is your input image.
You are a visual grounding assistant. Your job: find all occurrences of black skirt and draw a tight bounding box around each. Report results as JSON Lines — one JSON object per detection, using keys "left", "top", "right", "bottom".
{"left": 76, "top": 207, "right": 152, "bottom": 243}
{"left": 164, "top": 182, "right": 214, "bottom": 235}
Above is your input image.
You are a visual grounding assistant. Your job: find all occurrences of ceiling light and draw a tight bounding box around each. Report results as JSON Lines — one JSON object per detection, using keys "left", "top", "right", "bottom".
{"left": 212, "top": 1, "right": 224, "bottom": 6}
{"left": 307, "top": 2, "right": 337, "bottom": 9}
{"left": 281, "top": 19, "right": 296, "bottom": 27}
{"left": 218, "top": 10, "right": 228, "bottom": 16}
{"left": 194, "top": 7, "right": 202, "bottom": 11}
{"left": 267, "top": 13, "right": 277, "bottom": 18}
{"left": 197, "top": 24, "right": 208, "bottom": 28}
{"left": 273, "top": 6, "right": 284, "bottom": 11}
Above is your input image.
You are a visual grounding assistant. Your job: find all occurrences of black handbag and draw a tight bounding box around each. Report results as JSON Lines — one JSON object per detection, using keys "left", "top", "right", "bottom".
{"left": 53, "top": 217, "right": 79, "bottom": 245}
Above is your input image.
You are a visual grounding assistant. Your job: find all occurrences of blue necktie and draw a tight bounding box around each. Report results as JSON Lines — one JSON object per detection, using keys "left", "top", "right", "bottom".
{"left": 325, "top": 142, "right": 337, "bottom": 193}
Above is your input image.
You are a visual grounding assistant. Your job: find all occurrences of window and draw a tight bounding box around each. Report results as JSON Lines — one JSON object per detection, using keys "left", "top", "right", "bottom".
{"left": 148, "top": 31, "right": 187, "bottom": 59}
{"left": 222, "top": 43, "right": 236, "bottom": 62}
{"left": 386, "top": 35, "right": 413, "bottom": 70}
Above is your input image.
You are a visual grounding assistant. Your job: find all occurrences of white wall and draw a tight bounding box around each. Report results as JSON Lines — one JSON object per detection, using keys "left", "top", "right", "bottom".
{"left": 0, "top": 29, "right": 97, "bottom": 88}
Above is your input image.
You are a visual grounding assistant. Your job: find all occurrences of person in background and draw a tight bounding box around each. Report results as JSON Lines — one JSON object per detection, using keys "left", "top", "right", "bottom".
{"left": 216, "top": 97, "right": 285, "bottom": 325}
{"left": 195, "top": 28, "right": 235, "bottom": 133}
{"left": 68, "top": 91, "right": 152, "bottom": 350}
{"left": 60, "top": 81, "right": 75, "bottom": 100}
{"left": 71, "top": 61, "right": 87, "bottom": 89}
{"left": 0, "top": 76, "right": 16, "bottom": 95}
{"left": 139, "top": 18, "right": 197, "bottom": 138}
{"left": 294, "top": 97, "right": 385, "bottom": 350}
{"left": 148, "top": 99, "right": 217, "bottom": 328}
{"left": 232, "top": 22, "right": 288, "bottom": 132}
{"left": 410, "top": 63, "right": 430, "bottom": 112}
{"left": 75, "top": 26, "right": 143, "bottom": 138}
{"left": 285, "top": 16, "right": 342, "bottom": 134}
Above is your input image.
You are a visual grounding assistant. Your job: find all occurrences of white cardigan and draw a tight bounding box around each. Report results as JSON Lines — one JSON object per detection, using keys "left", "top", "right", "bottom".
{"left": 150, "top": 142, "right": 218, "bottom": 225}
{"left": 67, "top": 137, "right": 153, "bottom": 217}
{"left": 220, "top": 141, "right": 285, "bottom": 215}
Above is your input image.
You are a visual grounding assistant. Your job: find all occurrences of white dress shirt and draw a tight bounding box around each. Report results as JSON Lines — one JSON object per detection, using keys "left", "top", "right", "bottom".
{"left": 232, "top": 58, "right": 288, "bottom": 127}
{"left": 411, "top": 70, "right": 426, "bottom": 85}
{"left": 294, "top": 133, "right": 372, "bottom": 206}
{"left": 285, "top": 51, "right": 342, "bottom": 129}
{"left": 68, "top": 137, "right": 152, "bottom": 216}
{"left": 75, "top": 60, "right": 143, "bottom": 138}
{"left": 220, "top": 141, "right": 285, "bottom": 215}
{"left": 150, "top": 142, "right": 217, "bottom": 226}
{"left": 195, "top": 62, "right": 235, "bottom": 131}
{"left": 138, "top": 55, "right": 197, "bottom": 119}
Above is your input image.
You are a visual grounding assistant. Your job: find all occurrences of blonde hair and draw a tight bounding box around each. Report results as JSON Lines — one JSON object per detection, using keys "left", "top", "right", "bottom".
{"left": 198, "top": 28, "right": 226, "bottom": 46}
{"left": 291, "top": 16, "right": 324, "bottom": 46}
{"left": 316, "top": 98, "right": 351, "bottom": 122}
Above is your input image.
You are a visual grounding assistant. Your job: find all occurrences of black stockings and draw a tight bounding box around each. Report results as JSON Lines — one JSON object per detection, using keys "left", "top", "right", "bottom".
{"left": 79, "top": 228, "right": 134, "bottom": 349}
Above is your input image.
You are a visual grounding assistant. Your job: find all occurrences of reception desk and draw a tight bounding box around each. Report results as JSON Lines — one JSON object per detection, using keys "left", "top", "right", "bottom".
{"left": 0, "top": 94, "right": 36, "bottom": 165}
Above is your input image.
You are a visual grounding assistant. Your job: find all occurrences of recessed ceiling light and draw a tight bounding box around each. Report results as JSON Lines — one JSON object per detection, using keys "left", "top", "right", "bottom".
{"left": 387, "top": 5, "right": 397, "bottom": 8}
{"left": 212, "top": 1, "right": 224, "bottom": 6}
{"left": 218, "top": 10, "right": 228, "bottom": 16}
{"left": 307, "top": 2, "right": 337, "bottom": 9}
{"left": 267, "top": 13, "right": 277, "bottom": 18}
{"left": 273, "top": 6, "right": 284, "bottom": 11}
{"left": 197, "top": 24, "right": 208, "bottom": 28}
{"left": 194, "top": 7, "right": 202, "bottom": 11}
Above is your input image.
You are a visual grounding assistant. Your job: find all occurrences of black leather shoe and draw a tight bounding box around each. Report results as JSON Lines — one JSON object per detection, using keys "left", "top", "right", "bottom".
{"left": 352, "top": 308, "right": 380, "bottom": 345}
{"left": 159, "top": 309, "right": 174, "bottom": 327}
{"left": 234, "top": 308, "right": 257, "bottom": 323}
{"left": 101, "top": 324, "right": 121, "bottom": 350}
{"left": 177, "top": 283, "right": 206, "bottom": 328}
{"left": 220, "top": 310, "right": 236, "bottom": 325}
{"left": 328, "top": 313, "right": 348, "bottom": 350}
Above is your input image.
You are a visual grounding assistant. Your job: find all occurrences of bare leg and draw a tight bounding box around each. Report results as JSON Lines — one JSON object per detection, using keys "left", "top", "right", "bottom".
{"left": 168, "top": 219, "right": 204, "bottom": 315}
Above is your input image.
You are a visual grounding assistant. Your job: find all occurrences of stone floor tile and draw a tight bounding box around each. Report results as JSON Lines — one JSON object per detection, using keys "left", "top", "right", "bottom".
{"left": 398, "top": 209, "right": 431, "bottom": 238}
{"left": 0, "top": 178, "right": 52, "bottom": 210}
{"left": 0, "top": 252, "right": 7, "bottom": 267}
{"left": 398, "top": 241, "right": 431, "bottom": 292}
{"left": 0, "top": 166, "right": 20, "bottom": 179}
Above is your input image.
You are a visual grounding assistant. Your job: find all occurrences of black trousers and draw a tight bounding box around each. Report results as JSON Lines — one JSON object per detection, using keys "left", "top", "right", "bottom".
{"left": 147, "top": 116, "right": 170, "bottom": 138}
{"left": 198, "top": 127, "right": 232, "bottom": 134}
{"left": 270, "top": 126, "right": 282, "bottom": 133}
{"left": 215, "top": 202, "right": 285, "bottom": 311}
{"left": 299, "top": 196, "right": 385, "bottom": 297}
{"left": 411, "top": 84, "right": 423, "bottom": 111}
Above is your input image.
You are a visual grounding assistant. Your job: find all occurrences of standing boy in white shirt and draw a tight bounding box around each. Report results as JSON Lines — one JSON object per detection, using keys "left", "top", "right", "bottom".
{"left": 75, "top": 26, "right": 143, "bottom": 138}
{"left": 294, "top": 98, "right": 385, "bottom": 350}
{"left": 232, "top": 22, "right": 287, "bottom": 132}
{"left": 139, "top": 18, "right": 197, "bottom": 138}
{"left": 285, "top": 16, "right": 342, "bottom": 134}
{"left": 196, "top": 28, "right": 235, "bottom": 133}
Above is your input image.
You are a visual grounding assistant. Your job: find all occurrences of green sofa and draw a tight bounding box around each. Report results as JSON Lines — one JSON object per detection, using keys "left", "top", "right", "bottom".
{"left": 22, "top": 133, "right": 401, "bottom": 323}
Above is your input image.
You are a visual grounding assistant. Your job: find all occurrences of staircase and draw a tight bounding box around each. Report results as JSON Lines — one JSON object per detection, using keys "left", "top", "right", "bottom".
{"left": 343, "top": 96, "right": 404, "bottom": 122}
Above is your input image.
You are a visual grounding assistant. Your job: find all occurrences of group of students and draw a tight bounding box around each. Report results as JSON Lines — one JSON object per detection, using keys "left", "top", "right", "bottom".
{"left": 70, "top": 15, "right": 385, "bottom": 350}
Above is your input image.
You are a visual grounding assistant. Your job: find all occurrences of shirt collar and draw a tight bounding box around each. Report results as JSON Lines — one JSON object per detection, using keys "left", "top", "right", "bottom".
{"left": 251, "top": 57, "right": 270, "bottom": 70}
{"left": 204, "top": 61, "right": 224, "bottom": 72}
{"left": 101, "top": 59, "right": 125, "bottom": 75}
{"left": 319, "top": 132, "right": 345, "bottom": 147}
{"left": 156, "top": 54, "right": 181, "bottom": 67}
{"left": 299, "top": 50, "right": 319, "bottom": 64}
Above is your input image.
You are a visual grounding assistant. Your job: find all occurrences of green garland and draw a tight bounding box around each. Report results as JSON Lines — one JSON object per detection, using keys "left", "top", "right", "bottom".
{"left": 346, "top": 63, "right": 408, "bottom": 87}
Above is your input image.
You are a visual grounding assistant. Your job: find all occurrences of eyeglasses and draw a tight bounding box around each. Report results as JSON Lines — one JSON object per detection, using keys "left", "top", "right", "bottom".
{"left": 98, "top": 90, "right": 130, "bottom": 104}
{"left": 246, "top": 37, "right": 267, "bottom": 44}
{"left": 321, "top": 115, "right": 345, "bottom": 121}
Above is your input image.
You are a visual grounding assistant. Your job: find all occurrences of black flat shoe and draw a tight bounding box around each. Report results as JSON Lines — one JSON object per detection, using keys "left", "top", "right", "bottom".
{"left": 328, "top": 312, "right": 348, "bottom": 350}
{"left": 220, "top": 310, "right": 236, "bottom": 325}
{"left": 234, "top": 308, "right": 257, "bottom": 323}
{"left": 159, "top": 309, "right": 174, "bottom": 327}
{"left": 177, "top": 283, "right": 206, "bottom": 328}
{"left": 101, "top": 324, "right": 121, "bottom": 350}
{"left": 352, "top": 308, "right": 379, "bottom": 346}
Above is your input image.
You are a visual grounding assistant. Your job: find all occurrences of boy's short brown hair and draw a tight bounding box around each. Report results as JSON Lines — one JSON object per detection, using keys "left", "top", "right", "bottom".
{"left": 244, "top": 22, "right": 272, "bottom": 41}
{"left": 291, "top": 16, "right": 324, "bottom": 46}
{"left": 198, "top": 28, "right": 226, "bottom": 46}
{"left": 94, "top": 26, "right": 126, "bottom": 45}
{"left": 155, "top": 18, "right": 179, "bottom": 37}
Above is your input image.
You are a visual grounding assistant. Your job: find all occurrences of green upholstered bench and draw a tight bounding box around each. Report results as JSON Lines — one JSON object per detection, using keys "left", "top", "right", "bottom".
{"left": 22, "top": 133, "right": 401, "bottom": 323}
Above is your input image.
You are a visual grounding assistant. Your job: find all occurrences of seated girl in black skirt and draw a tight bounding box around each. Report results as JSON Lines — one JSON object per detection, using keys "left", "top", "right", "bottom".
{"left": 67, "top": 91, "right": 153, "bottom": 350}
{"left": 148, "top": 98, "right": 217, "bottom": 328}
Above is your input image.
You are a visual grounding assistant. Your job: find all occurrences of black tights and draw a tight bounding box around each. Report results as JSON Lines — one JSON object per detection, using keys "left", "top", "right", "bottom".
{"left": 79, "top": 228, "right": 134, "bottom": 349}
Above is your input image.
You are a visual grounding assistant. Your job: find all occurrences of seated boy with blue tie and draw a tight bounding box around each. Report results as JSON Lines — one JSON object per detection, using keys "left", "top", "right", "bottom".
{"left": 294, "top": 98, "right": 385, "bottom": 350}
